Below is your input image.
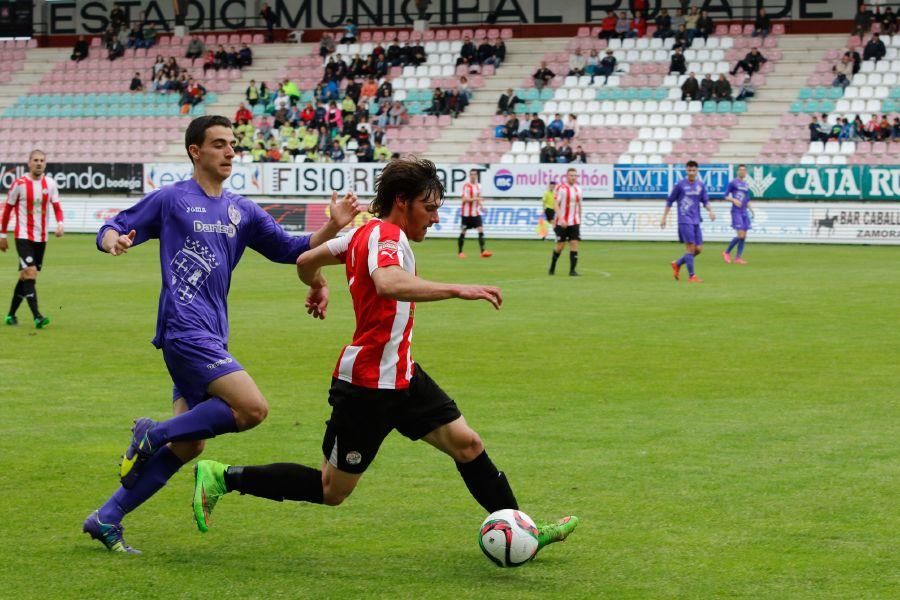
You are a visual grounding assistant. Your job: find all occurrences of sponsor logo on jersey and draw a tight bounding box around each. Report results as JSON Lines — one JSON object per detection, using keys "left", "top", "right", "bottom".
{"left": 186, "top": 206, "right": 207, "bottom": 213}
{"left": 206, "top": 357, "right": 234, "bottom": 370}
{"left": 378, "top": 239, "right": 399, "bottom": 259}
{"left": 193, "top": 220, "right": 236, "bottom": 237}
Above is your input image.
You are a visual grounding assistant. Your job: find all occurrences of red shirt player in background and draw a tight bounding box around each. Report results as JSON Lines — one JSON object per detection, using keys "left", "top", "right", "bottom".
{"left": 457, "top": 168, "right": 493, "bottom": 258}
{"left": 549, "top": 167, "right": 582, "bottom": 276}
{"left": 0, "top": 149, "right": 64, "bottom": 328}
{"left": 190, "top": 158, "right": 579, "bottom": 554}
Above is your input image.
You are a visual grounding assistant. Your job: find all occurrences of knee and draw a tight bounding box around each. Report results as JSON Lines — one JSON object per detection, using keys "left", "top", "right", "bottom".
{"left": 21, "top": 268, "right": 37, "bottom": 280}
{"left": 694, "top": 247, "right": 702, "bottom": 256}
{"left": 236, "top": 397, "right": 269, "bottom": 429}
{"left": 452, "top": 431, "right": 484, "bottom": 463}
{"left": 322, "top": 488, "right": 349, "bottom": 506}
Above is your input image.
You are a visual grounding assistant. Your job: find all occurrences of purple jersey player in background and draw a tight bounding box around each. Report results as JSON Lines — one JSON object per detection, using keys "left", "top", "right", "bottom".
{"left": 723, "top": 164, "right": 752, "bottom": 265}
{"left": 660, "top": 160, "right": 716, "bottom": 283}
{"left": 82, "top": 115, "right": 360, "bottom": 554}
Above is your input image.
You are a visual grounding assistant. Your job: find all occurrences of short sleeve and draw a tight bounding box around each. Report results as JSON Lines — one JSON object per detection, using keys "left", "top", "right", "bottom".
{"left": 5, "top": 181, "right": 20, "bottom": 206}
{"left": 366, "top": 223, "right": 403, "bottom": 275}
{"left": 325, "top": 227, "right": 356, "bottom": 264}
{"left": 666, "top": 182, "right": 681, "bottom": 206}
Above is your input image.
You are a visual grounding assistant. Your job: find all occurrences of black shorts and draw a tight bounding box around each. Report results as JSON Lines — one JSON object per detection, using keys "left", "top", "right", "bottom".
{"left": 15, "top": 239, "right": 46, "bottom": 271}
{"left": 321, "top": 364, "right": 462, "bottom": 474}
{"left": 554, "top": 225, "right": 581, "bottom": 242}
{"left": 544, "top": 208, "right": 556, "bottom": 221}
{"left": 461, "top": 216, "right": 483, "bottom": 230}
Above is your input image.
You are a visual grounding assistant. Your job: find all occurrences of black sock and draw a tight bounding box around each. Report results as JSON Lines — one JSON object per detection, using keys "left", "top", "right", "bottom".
{"left": 458, "top": 233, "right": 465, "bottom": 253}
{"left": 550, "top": 250, "right": 561, "bottom": 273}
{"left": 21, "top": 280, "right": 41, "bottom": 319}
{"left": 225, "top": 463, "right": 324, "bottom": 504}
{"left": 478, "top": 232, "right": 485, "bottom": 252}
{"left": 456, "top": 451, "right": 518, "bottom": 513}
{"left": 570, "top": 251, "right": 579, "bottom": 273}
{"left": 8, "top": 280, "right": 24, "bottom": 316}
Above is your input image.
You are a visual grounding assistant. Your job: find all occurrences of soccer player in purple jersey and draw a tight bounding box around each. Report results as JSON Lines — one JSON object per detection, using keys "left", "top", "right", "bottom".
{"left": 660, "top": 160, "right": 716, "bottom": 283}
{"left": 82, "top": 115, "right": 360, "bottom": 553}
{"left": 722, "top": 164, "right": 752, "bottom": 265}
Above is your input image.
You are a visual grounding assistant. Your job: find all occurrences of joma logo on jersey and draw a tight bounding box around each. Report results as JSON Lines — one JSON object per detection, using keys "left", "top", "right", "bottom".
{"left": 193, "top": 220, "right": 236, "bottom": 237}
{"left": 186, "top": 206, "right": 207, "bottom": 213}
{"left": 378, "top": 240, "right": 399, "bottom": 258}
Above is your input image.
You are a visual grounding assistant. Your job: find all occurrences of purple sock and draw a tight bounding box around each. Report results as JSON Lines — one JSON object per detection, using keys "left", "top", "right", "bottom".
{"left": 676, "top": 255, "right": 686, "bottom": 266}
{"left": 737, "top": 239, "right": 746, "bottom": 257}
{"left": 148, "top": 397, "right": 237, "bottom": 448}
{"left": 98, "top": 446, "right": 184, "bottom": 524}
{"left": 726, "top": 237, "right": 739, "bottom": 253}
{"left": 685, "top": 254, "right": 695, "bottom": 276}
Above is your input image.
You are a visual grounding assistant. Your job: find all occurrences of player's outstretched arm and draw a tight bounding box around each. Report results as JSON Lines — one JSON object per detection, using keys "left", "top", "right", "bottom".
{"left": 308, "top": 191, "right": 362, "bottom": 248}
{"left": 372, "top": 265, "right": 502, "bottom": 310}
{"left": 100, "top": 229, "right": 137, "bottom": 255}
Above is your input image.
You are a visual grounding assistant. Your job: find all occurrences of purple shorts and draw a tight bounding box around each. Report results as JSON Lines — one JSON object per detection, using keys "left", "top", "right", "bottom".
{"left": 162, "top": 336, "right": 244, "bottom": 408}
{"left": 731, "top": 211, "right": 752, "bottom": 231}
{"left": 677, "top": 223, "right": 703, "bottom": 246}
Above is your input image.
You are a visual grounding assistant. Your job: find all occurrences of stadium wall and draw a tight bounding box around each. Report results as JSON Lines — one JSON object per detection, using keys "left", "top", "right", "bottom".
{"left": 34, "top": 0, "right": 858, "bottom": 36}
{"left": 44, "top": 162, "right": 900, "bottom": 245}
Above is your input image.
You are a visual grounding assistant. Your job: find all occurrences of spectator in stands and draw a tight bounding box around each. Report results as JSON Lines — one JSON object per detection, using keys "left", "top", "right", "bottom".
{"left": 108, "top": 37, "right": 125, "bottom": 61}
{"left": 669, "top": 47, "right": 687, "bottom": 75}
{"left": 547, "top": 113, "right": 564, "bottom": 138}
{"left": 845, "top": 49, "right": 862, "bottom": 75}
{"left": 563, "top": 114, "right": 578, "bottom": 139}
{"left": 360, "top": 76, "right": 378, "bottom": 103}
{"left": 214, "top": 44, "right": 228, "bottom": 69}
{"left": 389, "top": 101, "right": 408, "bottom": 126}
{"left": 881, "top": 8, "right": 898, "bottom": 36}
{"left": 731, "top": 47, "right": 767, "bottom": 76}
{"left": 448, "top": 89, "right": 466, "bottom": 117}
{"left": 129, "top": 72, "right": 143, "bottom": 92}
{"left": 852, "top": 4, "right": 873, "bottom": 37}
{"left": 557, "top": 139, "right": 575, "bottom": 163}
{"left": 684, "top": 7, "right": 700, "bottom": 43}
{"left": 892, "top": 117, "right": 900, "bottom": 141}
{"left": 386, "top": 40, "right": 403, "bottom": 66}
{"left": 142, "top": 22, "right": 158, "bottom": 48}
{"left": 239, "top": 43, "right": 252, "bottom": 67}
{"left": 516, "top": 117, "right": 531, "bottom": 140}
{"left": 568, "top": 49, "right": 586, "bottom": 76}
{"left": 671, "top": 8, "right": 686, "bottom": 32}
{"left": 186, "top": 36, "right": 204, "bottom": 61}
{"left": 356, "top": 140, "right": 374, "bottom": 162}
{"left": 630, "top": 0, "right": 647, "bottom": 17}
{"left": 376, "top": 79, "right": 393, "bottom": 103}
{"left": 326, "top": 140, "right": 343, "bottom": 162}
{"left": 109, "top": 3, "right": 126, "bottom": 33}
{"left": 654, "top": 9, "right": 673, "bottom": 38}
{"left": 342, "top": 75, "right": 360, "bottom": 104}
{"left": 751, "top": 8, "right": 771, "bottom": 39}
{"left": 71, "top": 36, "right": 89, "bottom": 62}
{"left": 832, "top": 55, "right": 853, "bottom": 88}
{"left": 681, "top": 72, "right": 699, "bottom": 100}
{"left": 539, "top": 139, "right": 558, "bottom": 163}
{"left": 503, "top": 115, "right": 519, "bottom": 140}
{"left": 283, "top": 77, "right": 301, "bottom": 105}
{"left": 326, "top": 101, "right": 343, "bottom": 130}
{"left": 533, "top": 61, "right": 555, "bottom": 89}
{"left": 597, "top": 11, "right": 616, "bottom": 39}
{"left": 825, "top": 118, "right": 842, "bottom": 141}
{"left": 697, "top": 10, "right": 714, "bottom": 43}
{"left": 411, "top": 40, "right": 428, "bottom": 66}
{"left": 863, "top": 114, "right": 880, "bottom": 140}
{"left": 809, "top": 116, "right": 828, "bottom": 142}
{"left": 699, "top": 74, "right": 714, "bottom": 101}
{"left": 246, "top": 80, "right": 262, "bottom": 106}
{"left": 477, "top": 38, "right": 495, "bottom": 65}
{"left": 713, "top": 74, "right": 732, "bottom": 102}
{"left": 573, "top": 145, "right": 588, "bottom": 163}
{"left": 457, "top": 35, "right": 477, "bottom": 66}
{"left": 580, "top": 48, "right": 600, "bottom": 83}
{"left": 373, "top": 140, "right": 391, "bottom": 162}
{"left": 529, "top": 113, "right": 546, "bottom": 139}
{"left": 457, "top": 76, "right": 472, "bottom": 104}
{"left": 497, "top": 88, "right": 521, "bottom": 114}
{"left": 180, "top": 78, "right": 206, "bottom": 109}
{"left": 151, "top": 55, "right": 165, "bottom": 77}
{"left": 102, "top": 25, "right": 116, "bottom": 50}
{"left": 340, "top": 18, "right": 358, "bottom": 43}
{"left": 736, "top": 76, "right": 756, "bottom": 101}
{"left": 225, "top": 46, "right": 240, "bottom": 69}
{"left": 596, "top": 49, "right": 617, "bottom": 84}
{"left": 629, "top": 11, "right": 647, "bottom": 38}
{"left": 235, "top": 103, "right": 253, "bottom": 123}
{"left": 851, "top": 115, "right": 865, "bottom": 141}
{"left": 838, "top": 118, "right": 853, "bottom": 141}
{"left": 672, "top": 24, "right": 692, "bottom": 50}
{"left": 261, "top": 3, "right": 275, "bottom": 43}
{"left": 126, "top": 23, "right": 143, "bottom": 49}
{"left": 427, "top": 88, "right": 445, "bottom": 115}
{"left": 863, "top": 33, "right": 886, "bottom": 62}
{"left": 202, "top": 48, "right": 216, "bottom": 71}
{"left": 877, "top": 114, "right": 891, "bottom": 141}
{"left": 251, "top": 142, "right": 267, "bottom": 162}
{"left": 319, "top": 31, "right": 335, "bottom": 57}
{"left": 615, "top": 11, "right": 633, "bottom": 39}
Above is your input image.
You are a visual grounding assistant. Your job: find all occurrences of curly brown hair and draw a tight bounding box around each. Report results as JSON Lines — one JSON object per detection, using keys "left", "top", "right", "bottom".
{"left": 369, "top": 156, "right": 445, "bottom": 217}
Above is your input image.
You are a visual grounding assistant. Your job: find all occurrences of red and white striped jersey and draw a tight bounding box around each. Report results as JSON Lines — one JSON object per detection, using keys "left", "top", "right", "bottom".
{"left": 553, "top": 182, "right": 582, "bottom": 226}
{"left": 461, "top": 182, "right": 482, "bottom": 217}
{"left": 4, "top": 175, "right": 62, "bottom": 242}
{"left": 326, "top": 218, "right": 417, "bottom": 390}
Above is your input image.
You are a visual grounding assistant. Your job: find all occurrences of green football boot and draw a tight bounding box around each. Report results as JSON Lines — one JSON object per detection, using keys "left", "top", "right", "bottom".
{"left": 5, "top": 315, "right": 17, "bottom": 325}
{"left": 34, "top": 316, "right": 50, "bottom": 329}
{"left": 193, "top": 460, "right": 230, "bottom": 533}
{"left": 536, "top": 515, "right": 580, "bottom": 550}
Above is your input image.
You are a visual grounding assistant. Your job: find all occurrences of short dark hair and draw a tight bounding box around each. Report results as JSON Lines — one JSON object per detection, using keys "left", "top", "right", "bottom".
{"left": 369, "top": 157, "right": 444, "bottom": 218}
{"left": 737, "top": 163, "right": 747, "bottom": 169}
{"left": 686, "top": 160, "right": 699, "bottom": 168}
{"left": 28, "top": 149, "right": 45, "bottom": 160}
{"left": 567, "top": 167, "right": 577, "bottom": 173}
{"left": 185, "top": 115, "right": 232, "bottom": 164}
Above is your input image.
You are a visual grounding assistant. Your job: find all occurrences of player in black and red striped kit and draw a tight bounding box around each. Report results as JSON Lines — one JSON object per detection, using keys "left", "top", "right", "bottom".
{"left": 457, "top": 169, "right": 493, "bottom": 258}
{"left": 549, "top": 168, "right": 582, "bottom": 276}
{"left": 0, "top": 150, "right": 64, "bottom": 328}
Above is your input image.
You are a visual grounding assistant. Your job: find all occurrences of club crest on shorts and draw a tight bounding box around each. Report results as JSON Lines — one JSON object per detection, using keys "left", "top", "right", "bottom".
{"left": 228, "top": 204, "right": 242, "bottom": 227}
{"left": 345, "top": 451, "right": 362, "bottom": 465}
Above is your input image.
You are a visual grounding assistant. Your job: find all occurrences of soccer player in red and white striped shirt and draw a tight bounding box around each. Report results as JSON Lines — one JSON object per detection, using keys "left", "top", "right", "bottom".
{"left": 457, "top": 168, "right": 493, "bottom": 258}
{"left": 549, "top": 167, "right": 582, "bottom": 276}
{"left": 191, "top": 158, "right": 579, "bottom": 551}
{"left": 0, "top": 150, "right": 64, "bottom": 327}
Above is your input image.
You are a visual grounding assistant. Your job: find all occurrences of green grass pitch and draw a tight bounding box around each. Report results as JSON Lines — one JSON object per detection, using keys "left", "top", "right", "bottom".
{"left": 1, "top": 235, "right": 898, "bottom": 599}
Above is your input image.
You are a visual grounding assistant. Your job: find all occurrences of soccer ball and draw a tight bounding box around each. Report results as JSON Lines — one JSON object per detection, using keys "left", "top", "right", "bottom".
{"left": 478, "top": 509, "right": 540, "bottom": 567}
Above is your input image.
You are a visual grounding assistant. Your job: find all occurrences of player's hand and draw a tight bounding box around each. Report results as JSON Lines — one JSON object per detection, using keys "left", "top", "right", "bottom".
{"left": 458, "top": 285, "right": 502, "bottom": 310}
{"left": 660, "top": 217, "right": 667, "bottom": 229}
{"left": 110, "top": 230, "right": 136, "bottom": 256}
{"left": 0, "top": 238, "right": 7, "bottom": 252}
{"left": 328, "top": 190, "right": 362, "bottom": 229}
{"left": 708, "top": 210, "right": 716, "bottom": 221}
{"left": 55, "top": 223, "right": 65, "bottom": 238}
{"left": 305, "top": 284, "right": 329, "bottom": 320}
{"left": 557, "top": 219, "right": 567, "bottom": 228}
